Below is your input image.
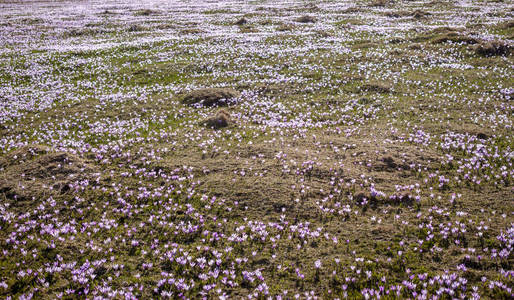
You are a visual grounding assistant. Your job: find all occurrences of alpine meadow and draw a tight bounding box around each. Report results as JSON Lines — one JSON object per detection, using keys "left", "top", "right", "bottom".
{"left": 0, "top": 0, "right": 513, "bottom": 299}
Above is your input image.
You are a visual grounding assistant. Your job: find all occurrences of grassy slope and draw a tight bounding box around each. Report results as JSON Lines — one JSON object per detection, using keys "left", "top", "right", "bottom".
{"left": 0, "top": 0, "right": 512, "bottom": 298}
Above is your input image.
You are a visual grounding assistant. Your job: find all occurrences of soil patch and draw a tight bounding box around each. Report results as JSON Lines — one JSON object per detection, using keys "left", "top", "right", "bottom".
{"left": 180, "top": 88, "right": 241, "bottom": 107}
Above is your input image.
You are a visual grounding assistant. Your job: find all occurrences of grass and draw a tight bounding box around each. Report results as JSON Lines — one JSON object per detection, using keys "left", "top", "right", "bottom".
{"left": 0, "top": 0, "right": 512, "bottom": 299}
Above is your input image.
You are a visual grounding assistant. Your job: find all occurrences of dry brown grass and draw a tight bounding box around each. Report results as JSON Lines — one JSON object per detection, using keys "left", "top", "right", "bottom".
{"left": 0, "top": 145, "right": 95, "bottom": 202}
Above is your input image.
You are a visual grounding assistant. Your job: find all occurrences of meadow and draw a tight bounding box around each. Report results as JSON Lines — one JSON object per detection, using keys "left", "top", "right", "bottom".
{"left": 0, "top": 0, "right": 513, "bottom": 298}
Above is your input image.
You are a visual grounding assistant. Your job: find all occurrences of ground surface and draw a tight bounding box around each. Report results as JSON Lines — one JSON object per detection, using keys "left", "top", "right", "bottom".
{"left": 0, "top": 0, "right": 513, "bottom": 299}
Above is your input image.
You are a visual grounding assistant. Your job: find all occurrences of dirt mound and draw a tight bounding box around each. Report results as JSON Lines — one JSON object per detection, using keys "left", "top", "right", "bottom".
{"left": 343, "top": 7, "right": 362, "bottom": 13}
{"left": 431, "top": 32, "right": 478, "bottom": 44}
{"left": 180, "top": 28, "right": 204, "bottom": 35}
{"left": 203, "top": 109, "right": 232, "bottom": 129}
{"left": 412, "top": 10, "right": 431, "bottom": 19}
{"left": 240, "top": 26, "right": 259, "bottom": 33}
{"left": 429, "top": 27, "right": 462, "bottom": 34}
{"left": 234, "top": 18, "right": 248, "bottom": 25}
{"left": 360, "top": 83, "right": 392, "bottom": 93}
{"left": 100, "top": 10, "right": 115, "bottom": 15}
{"left": 474, "top": 41, "right": 511, "bottom": 56}
{"left": 411, "top": 27, "right": 463, "bottom": 43}
{"left": 181, "top": 88, "right": 241, "bottom": 107}
{"left": 134, "top": 9, "right": 157, "bottom": 16}
{"left": 127, "top": 24, "right": 145, "bottom": 32}
{"left": 408, "top": 43, "right": 422, "bottom": 50}
{"left": 64, "top": 28, "right": 105, "bottom": 38}
{"left": 0, "top": 145, "right": 95, "bottom": 201}
{"left": 295, "top": 15, "right": 316, "bottom": 23}
{"left": 369, "top": 0, "right": 391, "bottom": 7}
{"left": 277, "top": 24, "right": 295, "bottom": 31}
{"left": 385, "top": 10, "right": 430, "bottom": 19}
{"left": 385, "top": 11, "right": 410, "bottom": 18}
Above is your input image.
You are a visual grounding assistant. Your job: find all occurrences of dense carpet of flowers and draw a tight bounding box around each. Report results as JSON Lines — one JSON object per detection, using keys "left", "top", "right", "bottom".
{"left": 0, "top": 0, "right": 512, "bottom": 299}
